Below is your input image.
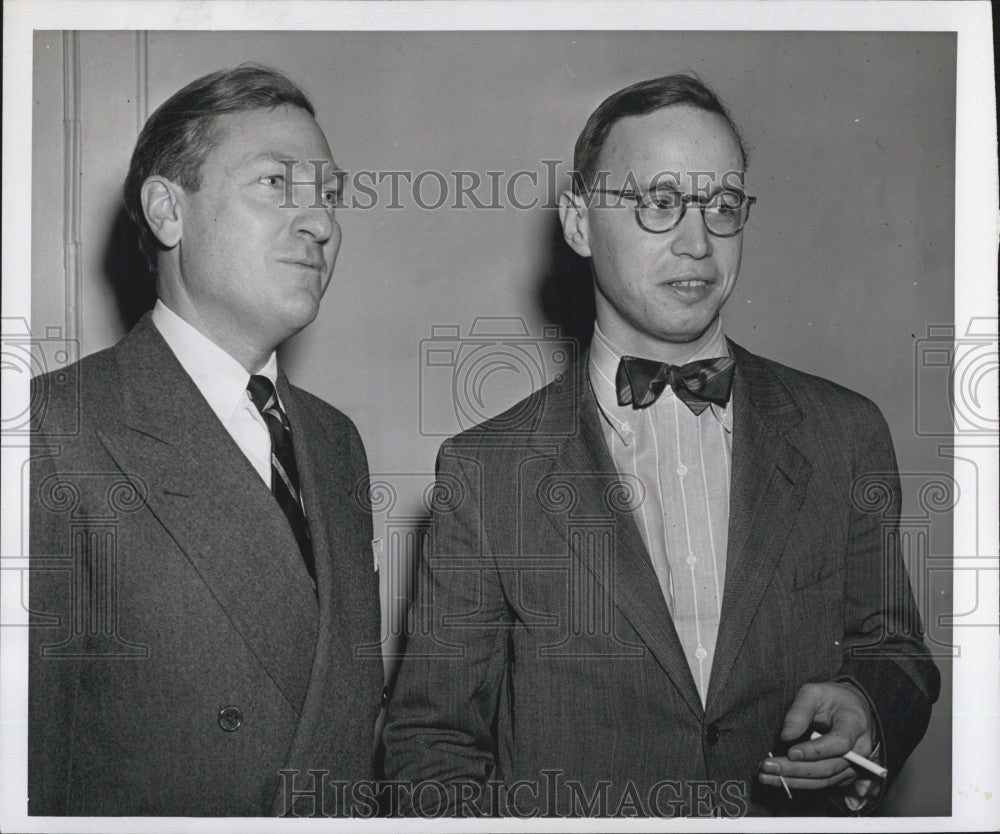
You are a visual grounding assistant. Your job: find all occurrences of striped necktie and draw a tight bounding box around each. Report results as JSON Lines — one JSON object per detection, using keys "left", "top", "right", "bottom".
{"left": 246, "top": 375, "right": 316, "bottom": 587}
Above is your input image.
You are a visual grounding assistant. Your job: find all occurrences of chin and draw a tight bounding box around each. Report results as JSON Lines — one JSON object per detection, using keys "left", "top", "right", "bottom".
{"left": 273, "top": 299, "right": 322, "bottom": 339}
{"left": 650, "top": 312, "right": 706, "bottom": 336}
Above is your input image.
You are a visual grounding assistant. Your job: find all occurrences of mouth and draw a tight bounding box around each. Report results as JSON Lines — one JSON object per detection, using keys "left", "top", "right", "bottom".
{"left": 279, "top": 258, "right": 325, "bottom": 273}
{"left": 667, "top": 279, "right": 711, "bottom": 288}
{"left": 662, "top": 276, "right": 716, "bottom": 291}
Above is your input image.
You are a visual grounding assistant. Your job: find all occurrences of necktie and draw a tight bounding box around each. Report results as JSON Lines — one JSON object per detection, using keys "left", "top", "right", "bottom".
{"left": 246, "top": 375, "right": 316, "bottom": 587}
{"left": 616, "top": 355, "right": 735, "bottom": 415}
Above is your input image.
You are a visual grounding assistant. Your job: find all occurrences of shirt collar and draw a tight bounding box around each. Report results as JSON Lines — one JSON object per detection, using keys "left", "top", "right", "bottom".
{"left": 588, "top": 320, "right": 733, "bottom": 443}
{"left": 151, "top": 299, "right": 278, "bottom": 427}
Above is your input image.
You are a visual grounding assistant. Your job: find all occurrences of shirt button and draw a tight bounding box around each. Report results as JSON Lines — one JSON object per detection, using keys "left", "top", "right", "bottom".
{"left": 676, "top": 463, "right": 688, "bottom": 476}
{"left": 686, "top": 553, "right": 698, "bottom": 566}
{"left": 218, "top": 706, "right": 243, "bottom": 732}
{"left": 695, "top": 646, "right": 708, "bottom": 661}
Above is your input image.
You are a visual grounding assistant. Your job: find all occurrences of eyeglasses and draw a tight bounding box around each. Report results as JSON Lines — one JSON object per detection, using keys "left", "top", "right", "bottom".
{"left": 590, "top": 186, "right": 757, "bottom": 237}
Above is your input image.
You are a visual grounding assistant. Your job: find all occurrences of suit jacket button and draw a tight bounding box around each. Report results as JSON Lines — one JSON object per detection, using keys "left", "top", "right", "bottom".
{"left": 218, "top": 706, "right": 243, "bottom": 732}
{"left": 705, "top": 722, "right": 720, "bottom": 745}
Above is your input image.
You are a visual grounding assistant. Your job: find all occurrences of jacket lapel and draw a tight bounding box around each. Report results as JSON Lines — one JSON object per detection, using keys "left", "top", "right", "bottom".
{"left": 273, "top": 374, "right": 379, "bottom": 780}
{"left": 539, "top": 357, "right": 704, "bottom": 720}
{"left": 705, "top": 341, "right": 813, "bottom": 713}
{"left": 96, "top": 315, "right": 319, "bottom": 712}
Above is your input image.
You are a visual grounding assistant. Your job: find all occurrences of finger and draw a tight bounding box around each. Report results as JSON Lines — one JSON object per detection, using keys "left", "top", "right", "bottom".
{"left": 761, "top": 753, "right": 853, "bottom": 781}
{"left": 780, "top": 683, "right": 824, "bottom": 742}
{"left": 766, "top": 756, "right": 854, "bottom": 781}
{"left": 788, "top": 729, "right": 853, "bottom": 762}
{"left": 827, "top": 707, "right": 872, "bottom": 756}
{"left": 758, "top": 768, "right": 858, "bottom": 791}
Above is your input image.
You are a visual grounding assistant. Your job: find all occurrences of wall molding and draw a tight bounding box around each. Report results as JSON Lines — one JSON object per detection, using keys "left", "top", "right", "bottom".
{"left": 61, "top": 31, "right": 81, "bottom": 344}
{"left": 136, "top": 31, "right": 148, "bottom": 133}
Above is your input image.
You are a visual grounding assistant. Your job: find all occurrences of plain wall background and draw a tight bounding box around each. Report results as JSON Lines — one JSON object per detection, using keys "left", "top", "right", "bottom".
{"left": 32, "top": 30, "right": 955, "bottom": 815}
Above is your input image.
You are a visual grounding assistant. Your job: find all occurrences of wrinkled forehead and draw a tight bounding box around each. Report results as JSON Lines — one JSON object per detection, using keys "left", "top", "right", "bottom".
{"left": 599, "top": 104, "right": 745, "bottom": 193}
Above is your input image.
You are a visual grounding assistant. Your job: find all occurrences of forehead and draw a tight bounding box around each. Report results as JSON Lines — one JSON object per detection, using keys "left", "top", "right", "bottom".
{"left": 204, "top": 104, "right": 336, "bottom": 171}
{"left": 599, "top": 104, "right": 743, "bottom": 184}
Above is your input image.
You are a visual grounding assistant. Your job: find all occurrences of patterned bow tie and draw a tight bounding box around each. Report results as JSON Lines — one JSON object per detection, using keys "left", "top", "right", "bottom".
{"left": 616, "top": 355, "right": 736, "bottom": 415}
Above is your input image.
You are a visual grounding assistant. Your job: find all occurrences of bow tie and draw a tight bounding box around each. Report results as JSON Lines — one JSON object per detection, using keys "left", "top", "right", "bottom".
{"left": 616, "top": 355, "right": 736, "bottom": 415}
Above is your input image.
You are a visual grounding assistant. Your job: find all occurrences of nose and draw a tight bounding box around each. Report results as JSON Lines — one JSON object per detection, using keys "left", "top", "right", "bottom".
{"left": 669, "top": 204, "right": 712, "bottom": 259}
{"left": 292, "top": 201, "right": 336, "bottom": 243}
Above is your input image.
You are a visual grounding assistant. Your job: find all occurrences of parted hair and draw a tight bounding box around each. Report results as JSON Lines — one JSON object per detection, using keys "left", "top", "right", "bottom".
{"left": 572, "top": 73, "right": 748, "bottom": 195}
{"left": 123, "top": 64, "right": 315, "bottom": 268}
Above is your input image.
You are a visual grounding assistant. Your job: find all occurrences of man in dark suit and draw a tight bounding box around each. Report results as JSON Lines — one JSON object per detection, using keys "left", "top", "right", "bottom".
{"left": 383, "top": 74, "right": 939, "bottom": 817}
{"left": 29, "top": 65, "right": 382, "bottom": 816}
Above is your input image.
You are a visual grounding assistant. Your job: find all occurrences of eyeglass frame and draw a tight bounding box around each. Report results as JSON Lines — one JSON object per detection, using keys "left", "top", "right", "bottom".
{"left": 587, "top": 185, "right": 757, "bottom": 238}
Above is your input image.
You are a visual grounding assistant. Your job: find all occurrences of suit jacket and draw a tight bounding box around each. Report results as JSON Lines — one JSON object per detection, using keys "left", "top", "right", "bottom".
{"left": 383, "top": 342, "right": 940, "bottom": 817}
{"left": 29, "top": 313, "right": 383, "bottom": 816}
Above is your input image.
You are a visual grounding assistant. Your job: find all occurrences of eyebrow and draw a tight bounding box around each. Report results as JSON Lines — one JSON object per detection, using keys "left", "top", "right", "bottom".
{"left": 243, "top": 152, "right": 345, "bottom": 183}
{"left": 636, "top": 182, "right": 746, "bottom": 198}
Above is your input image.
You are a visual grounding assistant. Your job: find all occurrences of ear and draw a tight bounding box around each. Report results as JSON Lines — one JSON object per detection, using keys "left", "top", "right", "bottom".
{"left": 140, "top": 176, "right": 184, "bottom": 249}
{"left": 558, "top": 189, "right": 592, "bottom": 258}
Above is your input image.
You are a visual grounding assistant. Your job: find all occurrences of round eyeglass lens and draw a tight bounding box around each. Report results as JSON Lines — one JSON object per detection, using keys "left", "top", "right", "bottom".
{"left": 703, "top": 190, "right": 748, "bottom": 236}
{"left": 637, "top": 191, "right": 684, "bottom": 232}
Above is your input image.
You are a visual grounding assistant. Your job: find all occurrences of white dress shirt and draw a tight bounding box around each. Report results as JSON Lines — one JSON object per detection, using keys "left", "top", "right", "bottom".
{"left": 589, "top": 319, "right": 732, "bottom": 704}
{"left": 151, "top": 300, "right": 277, "bottom": 488}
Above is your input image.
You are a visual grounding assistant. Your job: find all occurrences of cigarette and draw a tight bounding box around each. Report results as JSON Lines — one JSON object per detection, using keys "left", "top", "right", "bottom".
{"left": 768, "top": 751, "right": 794, "bottom": 798}
{"left": 809, "top": 731, "right": 889, "bottom": 779}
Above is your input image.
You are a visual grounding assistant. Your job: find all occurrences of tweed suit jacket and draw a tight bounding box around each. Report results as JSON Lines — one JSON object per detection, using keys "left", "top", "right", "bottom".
{"left": 383, "top": 341, "right": 940, "bottom": 817}
{"left": 28, "top": 313, "right": 382, "bottom": 816}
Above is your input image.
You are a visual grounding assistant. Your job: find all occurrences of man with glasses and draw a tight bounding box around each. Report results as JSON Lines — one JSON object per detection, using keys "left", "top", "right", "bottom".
{"left": 384, "top": 74, "right": 938, "bottom": 817}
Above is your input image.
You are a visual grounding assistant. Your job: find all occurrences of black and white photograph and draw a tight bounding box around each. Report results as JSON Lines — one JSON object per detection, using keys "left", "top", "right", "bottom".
{"left": 1, "top": 1, "right": 996, "bottom": 830}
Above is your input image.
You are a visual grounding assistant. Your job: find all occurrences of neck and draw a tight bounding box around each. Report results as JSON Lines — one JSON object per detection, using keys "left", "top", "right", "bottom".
{"left": 155, "top": 294, "right": 276, "bottom": 374}
{"left": 595, "top": 315, "right": 725, "bottom": 364}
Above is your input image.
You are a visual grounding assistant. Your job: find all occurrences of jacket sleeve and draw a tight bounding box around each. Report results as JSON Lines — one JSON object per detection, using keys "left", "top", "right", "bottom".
{"left": 835, "top": 401, "right": 940, "bottom": 790}
{"left": 381, "top": 442, "right": 511, "bottom": 815}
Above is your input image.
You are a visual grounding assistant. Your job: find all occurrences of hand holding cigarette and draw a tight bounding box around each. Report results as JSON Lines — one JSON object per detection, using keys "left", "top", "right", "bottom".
{"left": 809, "top": 731, "right": 888, "bottom": 779}
{"left": 758, "top": 680, "right": 880, "bottom": 793}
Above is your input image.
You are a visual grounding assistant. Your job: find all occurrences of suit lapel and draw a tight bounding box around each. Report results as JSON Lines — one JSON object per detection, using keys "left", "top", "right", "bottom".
{"left": 97, "top": 316, "right": 319, "bottom": 712}
{"left": 539, "top": 357, "right": 704, "bottom": 720}
{"left": 705, "top": 342, "right": 813, "bottom": 713}
{"left": 274, "top": 375, "right": 379, "bottom": 777}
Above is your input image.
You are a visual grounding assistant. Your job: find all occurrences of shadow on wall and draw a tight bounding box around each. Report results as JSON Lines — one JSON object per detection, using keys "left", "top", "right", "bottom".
{"left": 536, "top": 210, "right": 595, "bottom": 352}
{"left": 103, "top": 203, "right": 156, "bottom": 332}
